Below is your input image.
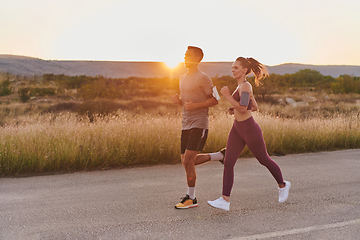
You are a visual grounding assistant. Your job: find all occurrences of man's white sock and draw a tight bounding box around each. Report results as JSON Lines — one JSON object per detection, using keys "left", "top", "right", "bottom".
{"left": 209, "top": 151, "right": 224, "bottom": 161}
{"left": 187, "top": 187, "right": 195, "bottom": 200}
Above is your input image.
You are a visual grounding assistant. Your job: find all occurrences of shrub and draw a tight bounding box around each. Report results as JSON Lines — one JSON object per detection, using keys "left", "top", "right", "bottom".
{"left": 78, "top": 77, "right": 124, "bottom": 99}
{"left": 0, "top": 79, "right": 13, "bottom": 96}
{"left": 18, "top": 87, "right": 57, "bottom": 103}
{"left": 18, "top": 87, "right": 31, "bottom": 103}
{"left": 32, "top": 87, "right": 57, "bottom": 96}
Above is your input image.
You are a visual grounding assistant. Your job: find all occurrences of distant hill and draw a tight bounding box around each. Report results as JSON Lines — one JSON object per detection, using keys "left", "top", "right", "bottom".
{"left": 1, "top": 54, "right": 360, "bottom": 78}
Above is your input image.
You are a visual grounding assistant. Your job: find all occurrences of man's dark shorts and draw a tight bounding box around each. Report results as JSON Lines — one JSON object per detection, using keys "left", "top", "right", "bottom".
{"left": 181, "top": 128, "right": 208, "bottom": 154}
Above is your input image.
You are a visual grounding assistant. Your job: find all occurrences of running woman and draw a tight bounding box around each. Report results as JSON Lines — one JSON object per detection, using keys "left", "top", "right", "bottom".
{"left": 207, "top": 57, "right": 291, "bottom": 211}
{"left": 172, "top": 46, "right": 222, "bottom": 209}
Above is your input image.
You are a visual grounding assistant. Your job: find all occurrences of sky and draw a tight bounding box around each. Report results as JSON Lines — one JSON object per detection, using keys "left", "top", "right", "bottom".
{"left": 1, "top": 0, "right": 360, "bottom": 67}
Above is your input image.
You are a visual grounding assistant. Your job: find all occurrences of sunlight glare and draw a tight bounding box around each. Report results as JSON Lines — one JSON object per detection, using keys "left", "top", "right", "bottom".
{"left": 164, "top": 59, "right": 181, "bottom": 69}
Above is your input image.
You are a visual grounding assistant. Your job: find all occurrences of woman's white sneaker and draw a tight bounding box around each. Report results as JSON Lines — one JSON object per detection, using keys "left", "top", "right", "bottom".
{"left": 278, "top": 181, "right": 291, "bottom": 203}
{"left": 207, "top": 197, "right": 230, "bottom": 211}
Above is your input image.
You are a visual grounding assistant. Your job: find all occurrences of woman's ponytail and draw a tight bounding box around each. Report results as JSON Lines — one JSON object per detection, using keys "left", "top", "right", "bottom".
{"left": 236, "top": 57, "right": 269, "bottom": 86}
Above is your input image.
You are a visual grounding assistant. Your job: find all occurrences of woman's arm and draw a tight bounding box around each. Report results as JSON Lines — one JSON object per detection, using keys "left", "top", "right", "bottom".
{"left": 221, "top": 88, "right": 248, "bottom": 114}
{"left": 221, "top": 83, "right": 252, "bottom": 114}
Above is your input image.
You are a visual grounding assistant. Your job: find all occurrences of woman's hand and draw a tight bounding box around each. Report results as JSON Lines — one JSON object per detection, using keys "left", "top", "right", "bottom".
{"left": 220, "top": 86, "right": 231, "bottom": 98}
{"left": 228, "top": 107, "right": 234, "bottom": 115}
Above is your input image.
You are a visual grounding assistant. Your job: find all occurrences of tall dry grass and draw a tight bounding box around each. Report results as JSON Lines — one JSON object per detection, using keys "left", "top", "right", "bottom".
{"left": 258, "top": 113, "right": 360, "bottom": 154}
{"left": 0, "top": 112, "right": 181, "bottom": 176}
{"left": 1, "top": 109, "right": 359, "bottom": 176}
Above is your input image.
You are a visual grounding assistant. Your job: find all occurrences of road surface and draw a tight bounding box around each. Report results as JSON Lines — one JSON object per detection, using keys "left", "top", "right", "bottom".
{"left": 1, "top": 149, "right": 359, "bottom": 239}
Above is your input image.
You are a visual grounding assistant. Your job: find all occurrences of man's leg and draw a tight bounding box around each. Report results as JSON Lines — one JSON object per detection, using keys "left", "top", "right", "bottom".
{"left": 194, "top": 153, "right": 210, "bottom": 166}
{"left": 182, "top": 150, "right": 199, "bottom": 187}
{"left": 193, "top": 152, "right": 226, "bottom": 166}
{"left": 175, "top": 151, "right": 199, "bottom": 209}
{"left": 176, "top": 128, "right": 208, "bottom": 209}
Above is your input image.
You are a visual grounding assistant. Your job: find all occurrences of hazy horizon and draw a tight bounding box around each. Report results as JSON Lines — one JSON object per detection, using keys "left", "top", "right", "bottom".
{"left": 2, "top": 54, "right": 360, "bottom": 68}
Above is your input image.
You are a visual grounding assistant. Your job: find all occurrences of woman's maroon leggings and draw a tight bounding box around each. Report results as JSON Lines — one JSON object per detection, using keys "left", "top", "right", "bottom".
{"left": 222, "top": 117, "right": 284, "bottom": 197}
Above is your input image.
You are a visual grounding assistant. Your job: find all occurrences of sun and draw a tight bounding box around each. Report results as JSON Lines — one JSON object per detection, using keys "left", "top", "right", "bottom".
{"left": 164, "top": 59, "right": 181, "bottom": 69}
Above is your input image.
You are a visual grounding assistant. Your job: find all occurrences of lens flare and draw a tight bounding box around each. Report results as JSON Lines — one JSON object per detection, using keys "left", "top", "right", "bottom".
{"left": 164, "top": 59, "right": 181, "bottom": 69}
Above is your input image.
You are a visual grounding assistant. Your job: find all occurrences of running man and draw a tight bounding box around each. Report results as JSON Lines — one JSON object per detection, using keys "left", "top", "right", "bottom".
{"left": 171, "top": 46, "right": 222, "bottom": 209}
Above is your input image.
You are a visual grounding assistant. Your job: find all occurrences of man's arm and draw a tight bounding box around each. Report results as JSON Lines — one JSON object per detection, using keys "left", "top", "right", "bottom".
{"left": 184, "top": 97, "right": 218, "bottom": 111}
{"left": 171, "top": 94, "right": 183, "bottom": 106}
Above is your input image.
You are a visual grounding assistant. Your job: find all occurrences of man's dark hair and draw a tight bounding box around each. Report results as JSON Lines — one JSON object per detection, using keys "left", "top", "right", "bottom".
{"left": 188, "top": 46, "right": 204, "bottom": 62}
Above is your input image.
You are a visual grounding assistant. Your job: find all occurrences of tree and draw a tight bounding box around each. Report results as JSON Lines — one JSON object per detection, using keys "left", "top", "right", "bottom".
{"left": 331, "top": 75, "right": 360, "bottom": 94}
{"left": 251, "top": 74, "right": 280, "bottom": 101}
{"left": 292, "top": 69, "right": 323, "bottom": 87}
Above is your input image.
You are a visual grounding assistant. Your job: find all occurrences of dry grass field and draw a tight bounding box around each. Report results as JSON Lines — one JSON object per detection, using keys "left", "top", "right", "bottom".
{"left": 1, "top": 73, "right": 360, "bottom": 176}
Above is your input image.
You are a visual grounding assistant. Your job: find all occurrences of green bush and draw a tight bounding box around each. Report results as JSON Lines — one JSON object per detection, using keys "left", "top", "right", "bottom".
{"left": 32, "top": 87, "right": 57, "bottom": 96}
{"left": 18, "top": 87, "right": 31, "bottom": 103}
{"left": 0, "top": 79, "right": 13, "bottom": 96}
{"left": 18, "top": 87, "right": 57, "bottom": 103}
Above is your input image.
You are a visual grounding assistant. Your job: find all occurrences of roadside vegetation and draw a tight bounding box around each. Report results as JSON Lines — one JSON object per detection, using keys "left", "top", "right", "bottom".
{"left": 0, "top": 70, "right": 359, "bottom": 176}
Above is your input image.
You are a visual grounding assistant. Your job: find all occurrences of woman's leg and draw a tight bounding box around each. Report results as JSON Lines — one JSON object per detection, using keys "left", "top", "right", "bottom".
{"left": 222, "top": 124, "right": 246, "bottom": 197}
{"left": 244, "top": 121, "right": 284, "bottom": 185}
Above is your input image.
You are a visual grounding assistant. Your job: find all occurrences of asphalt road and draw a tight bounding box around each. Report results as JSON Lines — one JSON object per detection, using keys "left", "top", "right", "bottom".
{"left": 1, "top": 149, "right": 359, "bottom": 240}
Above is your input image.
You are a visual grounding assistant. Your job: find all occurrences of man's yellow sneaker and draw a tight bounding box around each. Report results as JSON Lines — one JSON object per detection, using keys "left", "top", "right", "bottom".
{"left": 175, "top": 194, "right": 198, "bottom": 209}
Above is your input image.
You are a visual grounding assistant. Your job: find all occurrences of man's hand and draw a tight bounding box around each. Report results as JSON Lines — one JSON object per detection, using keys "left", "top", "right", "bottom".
{"left": 172, "top": 94, "right": 181, "bottom": 105}
{"left": 184, "top": 99, "right": 197, "bottom": 111}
